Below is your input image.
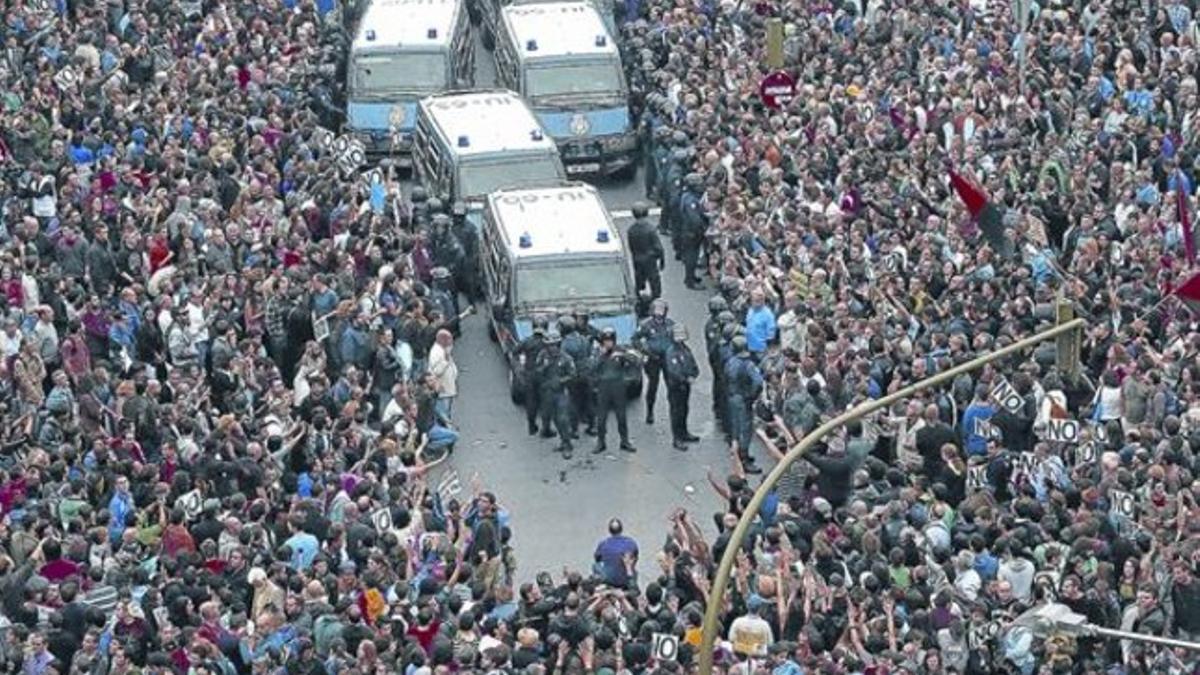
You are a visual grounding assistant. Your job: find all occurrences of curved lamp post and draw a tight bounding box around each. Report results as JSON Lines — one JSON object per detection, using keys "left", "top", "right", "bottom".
{"left": 698, "top": 318, "right": 1087, "bottom": 674}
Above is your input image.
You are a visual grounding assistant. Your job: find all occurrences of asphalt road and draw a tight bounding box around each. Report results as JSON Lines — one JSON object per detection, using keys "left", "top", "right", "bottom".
{"left": 419, "top": 33, "right": 732, "bottom": 583}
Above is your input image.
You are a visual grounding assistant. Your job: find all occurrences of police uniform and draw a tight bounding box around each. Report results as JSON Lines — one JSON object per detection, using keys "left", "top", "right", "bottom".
{"left": 591, "top": 329, "right": 638, "bottom": 453}
{"left": 678, "top": 174, "right": 708, "bottom": 289}
{"left": 428, "top": 267, "right": 460, "bottom": 335}
{"left": 561, "top": 317, "right": 595, "bottom": 435}
{"left": 451, "top": 202, "right": 482, "bottom": 303}
{"left": 535, "top": 334, "right": 576, "bottom": 456}
{"left": 625, "top": 204, "right": 664, "bottom": 301}
{"left": 660, "top": 149, "right": 687, "bottom": 245}
{"left": 645, "top": 124, "right": 672, "bottom": 201}
{"left": 634, "top": 304, "right": 674, "bottom": 424}
{"left": 517, "top": 320, "right": 548, "bottom": 435}
{"left": 724, "top": 338, "right": 764, "bottom": 464}
{"left": 663, "top": 328, "right": 700, "bottom": 449}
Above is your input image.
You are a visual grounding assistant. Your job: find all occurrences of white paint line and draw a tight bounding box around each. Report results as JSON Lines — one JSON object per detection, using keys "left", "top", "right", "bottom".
{"left": 610, "top": 206, "right": 662, "bottom": 219}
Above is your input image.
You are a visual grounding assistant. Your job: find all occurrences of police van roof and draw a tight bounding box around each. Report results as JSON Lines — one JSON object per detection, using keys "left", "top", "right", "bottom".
{"left": 353, "top": 0, "right": 461, "bottom": 51}
{"left": 502, "top": 2, "right": 616, "bottom": 60}
{"left": 488, "top": 184, "right": 623, "bottom": 259}
{"left": 419, "top": 90, "right": 558, "bottom": 157}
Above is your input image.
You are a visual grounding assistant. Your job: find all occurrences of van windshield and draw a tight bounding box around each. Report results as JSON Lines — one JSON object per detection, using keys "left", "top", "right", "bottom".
{"left": 459, "top": 158, "right": 565, "bottom": 198}
{"left": 526, "top": 62, "right": 624, "bottom": 103}
{"left": 352, "top": 53, "right": 447, "bottom": 96}
{"left": 516, "top": 259, "right": 629, "bottom": 310}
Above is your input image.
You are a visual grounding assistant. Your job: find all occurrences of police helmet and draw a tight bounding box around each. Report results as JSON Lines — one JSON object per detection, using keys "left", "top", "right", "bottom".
{"left": 425, "top": 197, "right": 444, "bottom": 214}
{"left": 673, "top": 325, "right": 689, "bottom": 341}
{"left": 684, "top": 173, "right": 704, "bottom": 188}
{"left": 717, "top": 310, "right": 736, "bottom": 325}
{"left": 708, "top": 295, "right": 728, "bottom": 314}
{"left": 410, "top": 186, "right": 428, "bottom": 204}
{"left": 650, "top": 298, "right": 669, "bottom": 315}
{"left": 431, "top": 213, "right": 451, "bottom": 228}
{"left": 672, "top": 130, "right": 688, "bottom": 146}
{"left": 732, "top": 335, "right": 749, "bottom": 353}
{"left": 631, "top": 201, "right": 650, "bottom": 218}
{"left": 431, "top": 266, "right": 450, "bottom": 280}
{"left": 532, "top": 315, "right": 550, "bottom": 334}
{"left": 573, "top": 306, "right": 591, "bottom": 321}
{"left": 452, "top": 201, "right": 467, "bottom": 217}
{"left": 654, "top": 125, "right": 674, "bottom": 140}
{"left": 544, "top": 331, "right": 562, "bottom": 346}
{"left": 557, "top": 315, "right": 577, "bottom": 334}
{"left": 599, "top": 326, "right": 618, "bottom": 342}
{"left": 721, "top": 322, "right": 739, "bottom": 340}
{"left": 671, "top": 148, "right": 689, "bottom": 163}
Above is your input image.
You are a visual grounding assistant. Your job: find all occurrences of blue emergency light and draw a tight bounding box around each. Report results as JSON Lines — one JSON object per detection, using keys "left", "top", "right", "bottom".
{"left": 519, "top": 232, "right": 533, "bottom": 248}
{"left": 457, "top": 135, "right": 470, "bottom": 147}
{"left": 595, "top": 35, "right": 606, "bottom": 47}
{"left": 427, "top": 28, "right": 438, "bottom": 39}
{"left": 366, "top": 29, "right": 376, "bottom": 41}
{"left": 596, "top": 229, "right": 609, "bottom": 243}
{"left": 530, "top": 129, "right": 543, "bottom": 141}
{"left": 526, "top": 39, "right": 538, "bottom": 51}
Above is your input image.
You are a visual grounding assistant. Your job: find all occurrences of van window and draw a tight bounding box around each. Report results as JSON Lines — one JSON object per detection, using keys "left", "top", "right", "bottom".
{"left": 525, "top": 61, "right": 623, "bottom": 102}
{"left": 352, "top": 53, "right": 449, "bottom": 94}
{"left": 459, "top": 158, "right": 564, "bottom": 198}
{"left": 515, "top": 259, "right": 628, "bottom": 309}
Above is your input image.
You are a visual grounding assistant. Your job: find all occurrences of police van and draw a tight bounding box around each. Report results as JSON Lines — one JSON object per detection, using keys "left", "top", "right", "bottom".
{"left": 493, "top": 2, "right": 635, "bottom": 177}
{"left": 345, "top": 0, "right": 474, "bottom": 161}
{"left": 478, "top": 0, "right": 615, "bottom": 50}
{"left": 481, "top": 183, "right": 640, "bottom": 400}
{"left": 413, "top": 89, "right": 566, "bottom": 227}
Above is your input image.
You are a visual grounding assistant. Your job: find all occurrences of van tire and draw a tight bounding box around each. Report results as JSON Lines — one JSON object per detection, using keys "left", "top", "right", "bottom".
{"left": 612, "top": 162, "right": 637, "bottom": 182}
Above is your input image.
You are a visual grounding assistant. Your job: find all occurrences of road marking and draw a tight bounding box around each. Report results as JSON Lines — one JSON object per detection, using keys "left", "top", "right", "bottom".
{"left": 610, "top": 206, "right": 662, "bottom": 220}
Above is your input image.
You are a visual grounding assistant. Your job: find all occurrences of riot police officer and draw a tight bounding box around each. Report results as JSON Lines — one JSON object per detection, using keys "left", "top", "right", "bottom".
{"left": 536, "top": 331, "right": 576, "bottom": 457}
{"left": 664, "top": 325, "right": 700, "bottom": 450}
{"left": 724, "top": 335, "right": 763, "bottom": 473}
{"left": 659, "top": 148, "right": 688, "bottom": 241}
{"left": 420, "top": 196, "right": 444, "bottom": 231}
{"left": 626, "top": 201, "right": 664, "bottom": 301}
{"left": 704, "top": 296, "right": 729, "bottom": 359}
{"left": 572, "top": 306, "right": 597, "bottom": 342}
{"left": 517, "top": 315, "right": 550, "bottom": 435}
{"left": 591, "top": 327, "right": 638, "bottom": 454}
{"left": 560, "top": 315, "right": 595, "bottom": 436}
{"left": 651, "top": 126, "right": 674, "bottom": 206}
{"left": 451, "top": 201, "right": 481, "bottom": 304}
{"left": 646, "top": 124, "right": 673, "bottom": 201}
{"left": 634, "top": 298, "right": 675, "bottom": 425}
{"left": 713, "top": 317, "right": 738, "bottom": 434}
{"left": 678, "top": 173, "right": 708, "bottom": 290}
{"left": 429, "top": 267, "right": 460, "bottom": 336}
{"left": 408, "top": 186, "right": 428, "bottom": 229}
{"left": 430, "top": 214, "right": 465, "bottom": 288}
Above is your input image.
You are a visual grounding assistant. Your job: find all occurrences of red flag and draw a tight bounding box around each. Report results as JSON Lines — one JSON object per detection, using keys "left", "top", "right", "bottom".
{"left": 1176, "top": 180, "right": 1196, "bottom": 266}
{"left": 1174, "top": 270, "right": 1200, "bottom": 314}
{"left": 949, "top": 169, "right": 987, "bottom": 219}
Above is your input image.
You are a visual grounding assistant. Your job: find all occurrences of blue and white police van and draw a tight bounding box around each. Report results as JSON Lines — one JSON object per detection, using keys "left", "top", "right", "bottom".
{"left": 493, "top": 2, "right": 636, "bottom": 178}
{"left": 345, "top": 0, "right": 474, "bottom": 162}
{"left": 412, "top": 89, "right": 567, "bottom": 228}
{"left": 481, "top": 183, "right": 641, "bottom": 401}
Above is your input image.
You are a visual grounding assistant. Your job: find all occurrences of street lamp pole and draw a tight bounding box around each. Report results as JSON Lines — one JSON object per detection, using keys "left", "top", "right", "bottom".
{"left": 697, "top": 318, "right": 1087, "bottom": 675}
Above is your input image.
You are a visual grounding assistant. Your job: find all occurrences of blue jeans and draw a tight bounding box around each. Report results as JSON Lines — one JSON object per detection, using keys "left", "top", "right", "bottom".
{"left": 435, "top": 397, "right": 455, "bottom": 424}
{"left": 427, "top": 424, "right": 459, "bottom": 451}
{"left": 728, "top": 394, "right": 752, "bottom": 452}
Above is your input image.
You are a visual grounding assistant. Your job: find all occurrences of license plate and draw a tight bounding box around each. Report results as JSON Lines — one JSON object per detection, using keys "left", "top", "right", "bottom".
{"left": 567, "top": 163, "right": 600, "bottom": 174}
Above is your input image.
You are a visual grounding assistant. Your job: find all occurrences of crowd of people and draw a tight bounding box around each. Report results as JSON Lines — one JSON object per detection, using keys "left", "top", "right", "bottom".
{"left": 2, "top": 0, "right": 1200, "bottom": 672}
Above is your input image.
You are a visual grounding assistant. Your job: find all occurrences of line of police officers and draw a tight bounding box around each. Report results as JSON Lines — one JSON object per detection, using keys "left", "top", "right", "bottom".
{"left": 510, "top": 291, "right": 763, "bottom": 471}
